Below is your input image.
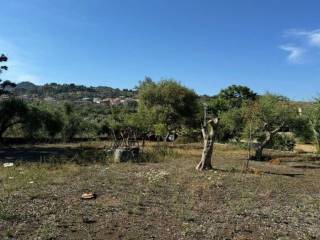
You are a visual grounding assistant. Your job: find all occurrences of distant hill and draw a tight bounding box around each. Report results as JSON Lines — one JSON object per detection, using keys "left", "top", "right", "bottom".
{"left": 13, "top": 82, "right": 137, "bottom": 100}
{"left": 15, "top": 81, "right": 38, "bottom": 91}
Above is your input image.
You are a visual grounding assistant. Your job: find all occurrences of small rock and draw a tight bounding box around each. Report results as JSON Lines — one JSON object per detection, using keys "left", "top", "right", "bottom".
{"left": 81, "top": 192, "right": 96, "bottom": 200}
{"left": 3, "top": 162, "right": 14, "bottom": 167}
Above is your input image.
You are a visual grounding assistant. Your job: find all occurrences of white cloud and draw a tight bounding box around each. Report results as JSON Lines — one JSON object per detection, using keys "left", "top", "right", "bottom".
{"left": 279, "top": 45, "right": 305, "bottom": 64}
{"left": 309, "top": 31, "right": 320, "bottom": 47}
{"left": 285, "top": 29, "right": 320, "bottom": 47}
{"left": 280, "top": 28, "right": 320, "bottom": 64}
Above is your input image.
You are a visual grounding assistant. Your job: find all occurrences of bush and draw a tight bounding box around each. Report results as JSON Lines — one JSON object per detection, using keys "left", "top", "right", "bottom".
{"left": 175, "top": 128, "right": 201, "bottom": 144}
{"left": 266, "top": 133, "right": 296, "bottom": 151}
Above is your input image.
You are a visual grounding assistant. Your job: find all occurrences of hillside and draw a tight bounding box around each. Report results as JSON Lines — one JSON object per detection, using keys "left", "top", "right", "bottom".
{"left": 13, "top": 82, "right": 137, "bottom": 100}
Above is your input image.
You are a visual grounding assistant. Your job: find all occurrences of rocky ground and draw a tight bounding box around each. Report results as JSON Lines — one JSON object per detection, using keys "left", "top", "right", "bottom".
{"left": 0, "top": 143, "right": 319, "bottom": 239}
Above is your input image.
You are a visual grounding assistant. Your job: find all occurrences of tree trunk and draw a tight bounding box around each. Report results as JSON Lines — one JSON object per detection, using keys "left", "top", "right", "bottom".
{"left": 254, "top": 131, "right": 272, "bottom": 160}
{"left": 196, "top": 118, "right": 219, "bottom": 171}
{"left": 312, "top": 128, "right": 320, "bottom": 154}
{"left": 254, "top": 145, "right": 264, "bottom": 160}
{"left": 164, "top": 132, "right": 170, "bottom": 142}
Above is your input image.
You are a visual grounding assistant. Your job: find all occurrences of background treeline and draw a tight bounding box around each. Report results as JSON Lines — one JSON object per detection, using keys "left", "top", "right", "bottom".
{"left": 12, "top": 81, "right": 136, "bottom": 100}
{"left": 1, "top": 77, "right": 320, "bottom": 160}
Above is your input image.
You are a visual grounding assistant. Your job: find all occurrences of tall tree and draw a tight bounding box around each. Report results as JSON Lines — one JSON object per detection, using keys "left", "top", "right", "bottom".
{"left": 138, "top": 79, "right": 199, "bottom": 139}
{"left": 0, "top": 54, "right": 16, "bottom": 95}
{"left": 208, "top": 85, "right": 257, "bottom": 115}
{"left": 306, "top": 99, "right": 320, "bottom": 153}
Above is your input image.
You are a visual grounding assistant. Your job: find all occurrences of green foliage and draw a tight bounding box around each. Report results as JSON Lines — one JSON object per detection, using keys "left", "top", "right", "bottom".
{"left": 43, "top": 111, "right": 64, "bottom": 139}
{"left": 305, "top": 99, "right": 320, "bottom": 152}
{"left": 0, "top": 99, "right": 65, "bottom": 140}
{"left": 0, "top": 54, "right": 16, "bottom": 95}
{"left": 62, "top": 104, "right": 83, "bottom": 141}
{"left": 0, "top": 98, "right": 28, "bottom": 140}
{"left": 219, "top": 85, "right": 257, "bottom": 108}
{"left": 22, "top": 106, "right": 45, "bottom": 138}
{"left": 205, "top": 85, "right": 257, "bottom": 142}
{"left": 217, "top": 108, "right": 244, "bottom": 142}
{"left": 291, "top": 115, "right": 314, "bottom": 143}
{"left": 243, "top": 94, "right": 295, "bottom": 137}
{"left": 208, "top": 85, "right": 257, "bottom": 115}
{"left": 175, "top": 128, "right": 201, "bottom": 144}
{"left": 242, "top": 94, "right": 298, "bottom": 159}
{"left": 154, "top": 123, "right": 167, "bottom": 137}
{"left": 266, "top": 133, "right": 296, "bottom": 151}
{"left": 138, "top": 79, "right": 199, "bottom": 133}
{"left": 13, "top": 82, "right": 136, "bottom": 100}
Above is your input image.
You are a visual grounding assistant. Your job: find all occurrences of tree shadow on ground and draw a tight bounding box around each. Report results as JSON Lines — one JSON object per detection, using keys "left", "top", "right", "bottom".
{"left": 212, "top": 167, "right": 304, "bottom": 178}
{"left": 0, "top": 145, "right": 107, "bottom": 164}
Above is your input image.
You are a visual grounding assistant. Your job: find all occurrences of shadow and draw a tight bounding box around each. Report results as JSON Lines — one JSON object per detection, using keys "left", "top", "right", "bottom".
{"left": 212, "top": 167, "right": 304, "bottom": 178}
{"left": 0, "top": 145, "right": 106, "bottom": 164}
{"left": 291, "top": 165, "right": 320, "bottom": 169}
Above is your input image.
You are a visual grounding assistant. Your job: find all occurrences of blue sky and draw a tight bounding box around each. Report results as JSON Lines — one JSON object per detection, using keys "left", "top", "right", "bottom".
{"left": 0, "top": 0, "right": 320, "bottom": 100}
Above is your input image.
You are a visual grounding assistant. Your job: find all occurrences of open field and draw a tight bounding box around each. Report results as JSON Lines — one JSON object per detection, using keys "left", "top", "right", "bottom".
{"left": 0, "top": 142, "right": 319, "bottom": 240}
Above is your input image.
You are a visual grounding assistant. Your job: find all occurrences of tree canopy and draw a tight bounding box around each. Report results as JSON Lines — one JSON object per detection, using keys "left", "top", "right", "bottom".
{"left": 242, "top": 94, "right": 297, "bottom": 160}
{"left": 138, "top": 79, "right": 199, "bottom": 136}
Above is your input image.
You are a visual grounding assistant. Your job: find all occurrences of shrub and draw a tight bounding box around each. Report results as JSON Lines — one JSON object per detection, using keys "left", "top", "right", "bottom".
{"left": 175, "top": 128, "right": 201, "bottom": 144}
{"left": 266, "top": 133, "right": 296, "bottom": 151}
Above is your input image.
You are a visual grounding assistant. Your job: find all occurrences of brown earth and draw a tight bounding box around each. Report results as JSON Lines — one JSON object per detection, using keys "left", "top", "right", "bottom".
{"left": 0, "top": 142, "right": 319, "bottom": 240}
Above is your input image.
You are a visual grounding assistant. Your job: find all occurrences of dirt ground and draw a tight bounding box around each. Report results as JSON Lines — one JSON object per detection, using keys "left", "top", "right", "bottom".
{"left": 0, "top": 142, "right": 319, "bottom": 240}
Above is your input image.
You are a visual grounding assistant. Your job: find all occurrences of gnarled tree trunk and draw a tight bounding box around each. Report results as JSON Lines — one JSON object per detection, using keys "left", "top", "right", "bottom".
{"left": 196, "top": 118, "right": 219, "bottom": 171}
{"left": 254, "top": 131, "right": 271, "bottom": 160}
{"left": 254, "top": 123, "right": 284, "bottom": 160}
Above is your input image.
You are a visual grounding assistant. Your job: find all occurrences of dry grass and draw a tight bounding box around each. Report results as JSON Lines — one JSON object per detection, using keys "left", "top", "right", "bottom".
{"left": 0, "top": 142, "right": 319, "bottom": 239}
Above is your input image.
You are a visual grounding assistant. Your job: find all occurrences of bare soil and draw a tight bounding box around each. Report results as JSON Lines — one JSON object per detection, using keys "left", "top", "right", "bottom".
{"left": 0, "top": 142, "right": 319, "bottom": 239}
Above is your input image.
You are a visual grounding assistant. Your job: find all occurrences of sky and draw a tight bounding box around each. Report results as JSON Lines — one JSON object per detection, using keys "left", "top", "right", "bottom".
{"left": 0, "top": 0, "right": 320, "bottom": 100}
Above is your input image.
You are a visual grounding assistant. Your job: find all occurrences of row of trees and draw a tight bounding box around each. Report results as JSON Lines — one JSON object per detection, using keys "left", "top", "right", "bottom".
{"left": 133, "top": 80, "right": 320, "bottom": 160}
{"left": 1, "top": 53, "right": 319, "bottom": 159}
{"left": 0, "top": 99, "right": 99, "bottom": 142}
{"left": 1, "top": 78, "right": 320, "bottom": 160}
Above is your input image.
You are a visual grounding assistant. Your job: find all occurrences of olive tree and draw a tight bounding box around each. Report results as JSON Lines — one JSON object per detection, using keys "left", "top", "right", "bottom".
{"left": 305, "top": 99, "right": 320, "bottom": 153}
{"left": 0, "top": 98, "right": 28, "bottom": 141}
{"left": 207, "top": 85, "right": 257, "bottom": 142}
{"left": 243, "top": 94, "right": 297, "bottom": 160}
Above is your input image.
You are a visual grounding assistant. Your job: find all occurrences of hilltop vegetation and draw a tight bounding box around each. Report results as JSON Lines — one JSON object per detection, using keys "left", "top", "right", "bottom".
{"left": 12, "top": 81, "right": 136, "bottom": 100}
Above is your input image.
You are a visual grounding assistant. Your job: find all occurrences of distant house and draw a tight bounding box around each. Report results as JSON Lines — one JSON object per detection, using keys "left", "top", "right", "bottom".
{"left": 99, "top": 97, "right": 138, "bottom": 106}
{"left": 123, "top": 97, "right": 138, "bottom": 105}
{"left": 93, "top": 97, "right": 101, "bottom": 104}
{"left": 81, "top": 97, "right": 91, "bottom": 102}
